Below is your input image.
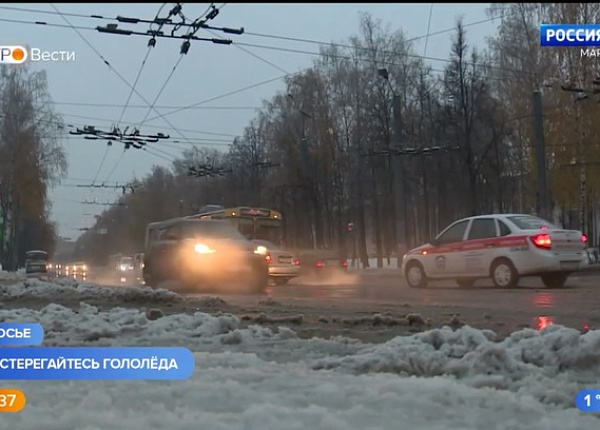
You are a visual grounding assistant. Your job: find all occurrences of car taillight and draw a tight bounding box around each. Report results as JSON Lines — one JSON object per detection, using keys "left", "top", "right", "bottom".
{"left": 265, "top": 254, "right": 272, "bottom": 264}
{"left": 341, "top": 260, "right": 348, "bottom": 268}
{"left": 531, "top": 233, "right": 552, "bottom": 249}
{"left": 582, "top": 234, "right": 588, "bottom": 244}
{"left": 315, "top": 261, "right": 324, "bottom": 268}
{"left": 293, "top": 258, "right": 300, "bottom": 266}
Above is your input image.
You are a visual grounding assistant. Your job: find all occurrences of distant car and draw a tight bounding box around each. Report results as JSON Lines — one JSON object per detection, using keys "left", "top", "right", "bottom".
{"left": 299, "top": 249, "right": 348, "bottom": 277}
{"left": 25, "top": 250, "right": 49, "bottom": 275}
{"left": 64, "top": 261, "right": 88, "bottom": 278}
{"left": 251, "top": 240, "right": 300, "bottom": 286}
{"left": 402, "top": 213, "right": 588, "bottom": 289}
{"left": 115, "top": 256, "right": 136, "bottom": 284}
{"left": 45, "top": 262, "right": 63, "bottom": 277}
{"left": 143, "top": 218, "right": 269, "bottom": 293}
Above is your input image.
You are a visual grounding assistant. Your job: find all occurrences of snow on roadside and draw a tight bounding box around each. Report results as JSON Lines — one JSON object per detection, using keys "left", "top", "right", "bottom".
{"left": 312, "top": 324, "right": 600, "bottom": 408}
{"left": 0, "top": 280, "right": 598, "bottom": 427}
{"left": 0, "top": 303, "right": 360, "bottom": 361}
{"left": 0, "top": 270, "right": 24, "bottom": 282}
{"left": 1, "top": 303, "right": 600, "bottom": 411}
{"left": 2, "top": 355, "right": 597, "bottom": 430}
{"left": 0, "top": 277, "right": 182, "bottom": 303}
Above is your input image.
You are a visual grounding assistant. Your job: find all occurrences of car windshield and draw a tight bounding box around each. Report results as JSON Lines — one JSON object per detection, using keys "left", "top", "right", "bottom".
{"left": 121, "top": 257, "right": 133, "bottom": 265}
{"left": 506, "top": 215, "right": 559, "bottom": 230}
{"left": 182, "top": 221, "right": 246, "bottom": 240}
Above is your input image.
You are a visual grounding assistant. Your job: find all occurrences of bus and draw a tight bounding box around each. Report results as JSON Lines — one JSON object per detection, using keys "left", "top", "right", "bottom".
{"left": 187, "top": 206, "right": 283, "bottom": 244}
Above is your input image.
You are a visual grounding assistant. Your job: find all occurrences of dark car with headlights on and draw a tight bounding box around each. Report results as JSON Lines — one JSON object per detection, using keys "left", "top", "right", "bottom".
{"left": 142, "top": 218, "right": 269, "bottom": 293}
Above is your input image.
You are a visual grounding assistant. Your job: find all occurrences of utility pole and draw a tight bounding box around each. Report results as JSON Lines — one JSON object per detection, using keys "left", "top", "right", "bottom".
{"left": 577, "top": 101, "right": 586, "bottom": 233}
{"left": 532, "top": 90, "right": 548, "bottom": 220}
{"left": 378, "top": 68, "right": 407, "bottom": 267}
{"left": 392, "top": 94, "right": 407, "bottom": 264}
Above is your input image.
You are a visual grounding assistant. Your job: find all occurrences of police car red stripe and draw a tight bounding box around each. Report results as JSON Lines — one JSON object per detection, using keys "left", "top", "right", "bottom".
{"left": 409, "top": 235, "right": 530, "bottom": 255}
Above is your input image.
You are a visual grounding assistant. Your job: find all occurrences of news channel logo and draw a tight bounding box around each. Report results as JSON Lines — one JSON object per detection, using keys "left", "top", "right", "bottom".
{"left": 540, "top": 24, "right": 600, "bottom": 47}
{"left": 0, "top": 45, "right": 28, "bottom": 64}
{"left": 0, "top": 45, "right": 76, "bottom": 64}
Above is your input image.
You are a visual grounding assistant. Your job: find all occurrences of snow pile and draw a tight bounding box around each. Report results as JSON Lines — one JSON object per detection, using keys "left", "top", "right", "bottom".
{"left": 2, "top": 352, "right": 597, "bottom": 430}
{"left": 0, "top": 277, "right": 183, "bottom": 303}
{"left": 0, "top": 305, "right": 598, "bottom": 428}
{"left": 0, "top": 304, "right": 307, "bottom": 352}
{"left": 313, "top": 325, "right": 600, "bottom": 407}
{"left": 0, "top": 270, "right": 24, "bottom": 282}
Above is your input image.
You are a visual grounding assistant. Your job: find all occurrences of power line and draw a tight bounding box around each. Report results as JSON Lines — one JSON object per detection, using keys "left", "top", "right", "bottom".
{"left": 205, "top": 28, "right": 290, "bottom": 75}
{"left": 56, "top": 112, "right": 239, "bottom": 137}
{"left": 0, "top": 14, "right": 526, "bottom": 127}
{"left": 117, "top": 45, "right": 154, "bottom": 124}
{"left": 102, "top": 148, "right": 127, "bottom": 185}
{"left": 142, "top": 73, "right": 294, "bottom": 123}
{"left": 59, "top": 133, "right": 233, "bottom": 144}
{"left": 0, "top": 110, "right": 238, "bottom": 143}
{"left": 0, "top": 14, "right": 540, "bottom": 81}
{"left": 91, "top": 145, "right": 111, "bottom": 185}
{"left": 243, "top": 14, "right": 505, "bottom": 50}
{"left": 104, "top": 41, "right": 155, "bottom": 185}
{"left": 44, "top": 6, "right": 205, "bottom": 157}
{"left": 137, "top": 54, "right": 184, "bottom": 126}
{"left": 102, "top": 3, "right": 167, "bottom": 185}
{"left": 50, "top": 101, "right": 261, "bottom": 110}
{"left": 48, "top": 3, "right": 121, "bottom": 185}
{"left": 0, "top": 8, "right": 524, "bottom": 78}
{"left": 0, "top": 4, "right": 504, "bottom": 64}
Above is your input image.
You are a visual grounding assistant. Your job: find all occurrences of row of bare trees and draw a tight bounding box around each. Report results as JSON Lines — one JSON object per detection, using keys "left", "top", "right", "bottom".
{"left": 76, "top": 5, "right": 600, "bottom": 267}
{"left": 0, "top": 66, "right": 67, "bottom": 270}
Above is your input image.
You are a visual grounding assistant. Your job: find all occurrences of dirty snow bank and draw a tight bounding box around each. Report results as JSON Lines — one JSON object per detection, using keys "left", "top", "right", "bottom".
{"left": 0, "top": 277, "right": 182, "bottom": 303}
{"left": 0, "top": 305, "right": 598, "bottom": 428}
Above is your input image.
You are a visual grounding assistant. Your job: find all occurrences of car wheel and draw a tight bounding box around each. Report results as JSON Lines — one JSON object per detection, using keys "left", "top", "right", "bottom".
{"left": 490, "top": 258, "right": 519, "bottom": 288}
{"left": 405, "top": 261, "right": 428, "bottom": 288}
{"left": 456, "top": 278, "right": 476, "bottom": 288}
{"left": 540, "top": 272, "right": 569, "bottom": 288}
{"left": 273, "top": 277, "right": 290, "bottom": 286}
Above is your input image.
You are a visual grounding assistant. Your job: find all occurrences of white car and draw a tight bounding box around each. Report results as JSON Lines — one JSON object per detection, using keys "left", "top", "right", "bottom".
{"left": 251, "top": 240, "right": 300, "bottom": 286}
{"left": 402, "top": 214, "right": 588, "bottom": 289}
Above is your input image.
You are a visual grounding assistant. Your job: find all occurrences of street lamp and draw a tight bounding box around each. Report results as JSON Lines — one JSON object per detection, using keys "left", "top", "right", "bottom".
{"left": 378, "top": 68, "right": 407, "bottom": 265}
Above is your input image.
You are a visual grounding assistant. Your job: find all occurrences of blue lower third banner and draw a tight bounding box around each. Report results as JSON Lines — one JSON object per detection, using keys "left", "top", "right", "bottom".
{"left": 0, "top": 347, "right": 194, "bottom": 380}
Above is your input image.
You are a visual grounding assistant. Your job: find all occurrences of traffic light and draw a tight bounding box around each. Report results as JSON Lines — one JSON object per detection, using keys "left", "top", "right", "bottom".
{"left": 346, "top": 222, "right": 354, "bottom": 232}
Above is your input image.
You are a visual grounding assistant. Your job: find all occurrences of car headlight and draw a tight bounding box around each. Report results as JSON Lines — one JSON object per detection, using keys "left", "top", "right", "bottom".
{"left": 254, "top": 245, "right": 268, "bottom": 255}
{"left": 82, "top": 265, "right": 87, "bottom": 271}
{"left": 194, "top": 243, "right": 216, "bottom": 254}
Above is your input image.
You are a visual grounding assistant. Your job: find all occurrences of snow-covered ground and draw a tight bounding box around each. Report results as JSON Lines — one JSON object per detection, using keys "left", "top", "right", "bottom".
{"left": 0, "top": 278, "right": 598, "bottom": 428}
{"left": 0, "top": 276, "right": 182, "bottom": 303}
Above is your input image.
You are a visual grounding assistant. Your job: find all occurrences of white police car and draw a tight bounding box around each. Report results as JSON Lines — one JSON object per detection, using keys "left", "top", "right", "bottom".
{"left": 402, "top": 214, "right": 588, "bottom": 289}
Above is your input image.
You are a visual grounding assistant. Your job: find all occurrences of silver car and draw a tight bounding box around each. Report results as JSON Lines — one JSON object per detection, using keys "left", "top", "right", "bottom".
{"left": 252, "top": 240, "right": 300, "bottom": 286}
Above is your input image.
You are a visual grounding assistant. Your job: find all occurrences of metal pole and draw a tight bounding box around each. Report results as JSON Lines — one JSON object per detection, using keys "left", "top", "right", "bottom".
{"left": 392, "top": 94, "right": 406, "bottom": 266}
{"left": 532, "top": 90, "right": 548, "bottom": 219}
{"left": 578, "top": 102, "right": 586, "bottom": 233}
{"left": 580, "top": 163, "right": 586, "bottom": 231}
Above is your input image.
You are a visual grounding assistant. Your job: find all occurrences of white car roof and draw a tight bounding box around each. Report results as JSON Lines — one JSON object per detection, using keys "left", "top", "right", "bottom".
{"left": 455, "top": 213, "right": 542, "bottom": 221}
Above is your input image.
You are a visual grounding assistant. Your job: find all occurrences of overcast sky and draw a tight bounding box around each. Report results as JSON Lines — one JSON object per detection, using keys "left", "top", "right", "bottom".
{"left": 0, "top": 2, "right": 498, "bottom": 241}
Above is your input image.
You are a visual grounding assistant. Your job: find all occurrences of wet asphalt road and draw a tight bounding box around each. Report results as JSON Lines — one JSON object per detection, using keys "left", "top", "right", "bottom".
{"left": 249, "top": 270, "right": 600, "bottom": 331}
{"left": 80, "top": 266, "right": 600, "bottom": 332}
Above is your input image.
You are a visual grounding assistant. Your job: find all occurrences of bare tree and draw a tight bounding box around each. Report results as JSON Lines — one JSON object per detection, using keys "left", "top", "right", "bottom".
{"left": 0, "top": 65, "right": 67, "bottom": 269}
